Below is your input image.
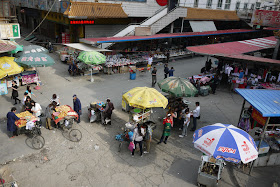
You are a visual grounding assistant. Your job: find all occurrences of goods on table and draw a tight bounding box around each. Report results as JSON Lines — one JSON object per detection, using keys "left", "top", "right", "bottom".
{"left": 54, "top": 105, "right": 71, "bottom": 119}
{"left": 131, "top": 108, "right": 151, "bottom": 123}
{"left": 15, "top": 111, "right": 37, "bottom": 128}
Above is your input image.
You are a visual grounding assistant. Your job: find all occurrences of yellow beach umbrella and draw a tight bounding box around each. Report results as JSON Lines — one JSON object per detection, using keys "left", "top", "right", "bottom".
{"left": 0, "top": 69, "right": 7, "bottom": 79}
{"left": 0, "top": 56, "right": 24, "bottom": 76}
{"left": 122, "top": 87, "right": 168, "bottom": 109}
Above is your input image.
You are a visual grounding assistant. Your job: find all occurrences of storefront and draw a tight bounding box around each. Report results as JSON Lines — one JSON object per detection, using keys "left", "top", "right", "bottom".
{"left": 235, "top": 89, "right": 280, "bottom": 169}
{"left": 187, "top": 36, "right": 280, "bottom": 91}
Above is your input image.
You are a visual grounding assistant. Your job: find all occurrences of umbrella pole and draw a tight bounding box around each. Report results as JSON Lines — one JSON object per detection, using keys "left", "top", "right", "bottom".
{"left": 249, "top": 117, "right": 270, "bottom": 175}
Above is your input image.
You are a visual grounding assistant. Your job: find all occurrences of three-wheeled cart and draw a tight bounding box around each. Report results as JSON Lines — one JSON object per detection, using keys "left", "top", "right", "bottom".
{"left": 15, "top": 111, "right": 45, "bottom": 149}
{"left": 88, "top": 101, "right": 111, "bottom": 125}
{"left": 52, "top": 105, "right": 82, "bottom": 142}
{"left": 197, "top": 156, "right": 225, "bottom": 187}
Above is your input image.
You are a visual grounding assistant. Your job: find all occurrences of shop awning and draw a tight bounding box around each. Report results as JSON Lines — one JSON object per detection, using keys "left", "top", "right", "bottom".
{"left": 189, "top": 21, "right": 217, "bottom": 32}
{"left": 0, "top": 40, "right": 17, "bottom": 53}
{"left": 187, "top": 36, "right": 280, "bottom": 64}
{"left": 235, "top": 89, "right": 280, "bottom": 117}
{"left": 185, "top": 8, "right": 240, "bottom": 21}
{"left": 63, "top": 2, "right": 128, "bottom": 19}
{"left": 80, "top": 29, "right": 259, "bottom": 44}
{"left": 63, "top": 43, "right": 111, "bottom": 52}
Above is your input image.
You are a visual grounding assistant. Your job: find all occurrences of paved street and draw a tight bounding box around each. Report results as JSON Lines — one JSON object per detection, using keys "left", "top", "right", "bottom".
{"left": 0, "top": 44, "right": 279, "bottom": 187}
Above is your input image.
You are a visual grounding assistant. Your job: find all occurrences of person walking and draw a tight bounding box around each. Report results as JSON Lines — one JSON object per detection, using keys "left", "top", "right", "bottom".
{"left": 211, "top": 75, "right": 219, "bottom": 94}
{"left": 151, "top": 67, "right": 157, "bottom": 87}
{"left": 104, "top": 98, "right": 114, "bottom": 125}
{"left": 25, "top": 85, "right": 36, "bottom": 98}
{"left": 164, "top": 64, "right": 169, "bottom": 79}
{"left": 191, "top": 102, "right": 200, "bottom": 131}
{"left": 73, "top": 94, "right": 82, "bottom": 123}
{"left": 144, "top": 124, "right": 152, "bottom": 154}
{"left": 11, "top": 81, "right": 20, "bottom": 105}
{"left": 132, "top": 123, "right": 145, "bottom": 157}
{"left": 179, "top": 108, "right": 190, "bottom": 137}
{"left": 165, "top": 50, "right": 170, "bottom": 63}
{"left": 147, "top": 55, "right": 153, "bottom": 71}
{"left": 7, "top": 107, "right": 20, "bottom": 138}
{"left": 157, "top": 114, "right": 173, "bottom": 144}
{"left": 169, "top": 67, "right": 175, "bottom": 77}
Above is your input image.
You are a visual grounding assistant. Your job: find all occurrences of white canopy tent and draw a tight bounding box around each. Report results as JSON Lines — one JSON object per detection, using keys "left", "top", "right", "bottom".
{"left": 63, "top": 43, "right": 111, "bottom": 52}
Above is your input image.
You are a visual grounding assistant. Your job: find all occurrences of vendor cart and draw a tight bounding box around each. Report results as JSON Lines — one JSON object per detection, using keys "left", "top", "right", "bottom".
{"left": 15, "top": 111, "right": 45, "bottom": 150}
{"left": 52, "top": 105, "right": 82, "bottom": 142}
{"left": 197, "top": 156, "right": 225, "bottom": 187}
{"left": 88, "top": 101, "right": 111, "bottom": 125}
{"left": 129, "top": 108, "right": 152, "bottom": 124}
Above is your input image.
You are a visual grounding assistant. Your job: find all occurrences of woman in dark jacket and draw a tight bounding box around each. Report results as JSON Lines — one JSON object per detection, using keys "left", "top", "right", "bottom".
{"left": 11, "top": 81, "right": 20, "bottom": 105}
{"left": 7, "top": 107, "right": 20, "bottom": 138}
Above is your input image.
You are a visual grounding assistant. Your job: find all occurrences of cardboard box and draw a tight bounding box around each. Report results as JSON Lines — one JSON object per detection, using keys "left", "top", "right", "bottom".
{"left": 120, "top": 66, "right": 129, "bottom": 74}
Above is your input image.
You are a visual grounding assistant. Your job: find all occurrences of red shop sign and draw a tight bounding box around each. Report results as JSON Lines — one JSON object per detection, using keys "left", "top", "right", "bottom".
{"left": 252, "top": 108, "right": 268, "bottom": 126}
{"left": 251, "top": 10, "right": 280, "bottom": 27}
{"left": 70, "top": 20, "right": 95, "bottom": 25}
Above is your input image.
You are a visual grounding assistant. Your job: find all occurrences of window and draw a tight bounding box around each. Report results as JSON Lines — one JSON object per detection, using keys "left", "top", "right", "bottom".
{"left": 217, "top": 0, "right": 223, "bottom": 9}
{"left": 256, "top": 2, "right": 261, "bottom": 9}
{"left": 206, "top": 0, "right": 212, "bottom": 8}
{"left": 236, "top": 1, "right": 240, "bottom": 10}
{"left": 194, "top": 0, "right": 199, "bottom": 7}
{"left": 224, "top": 0, "right": 231, "bottom": 9}
{"left": 251, "top": 3, "right": 255, "bottom": 10}
{"left": 244, "top": 3, "right": 248, "bottom": 10}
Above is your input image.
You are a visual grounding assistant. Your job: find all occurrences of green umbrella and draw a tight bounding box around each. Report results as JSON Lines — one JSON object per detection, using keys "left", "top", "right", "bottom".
{"left": 9, "top": 45, "right": 23, "bottom": 54}
{"left": 157, "top": 77, "right": 198, "bottom": 97}
{"left": 77, "top": 51, "right": 106, "bottom": 65}
{"left": 22, "top": 45, "right": 48, "bottom": 54}
{"left": 14, "top": 53, "right": 55, "bottom": 67}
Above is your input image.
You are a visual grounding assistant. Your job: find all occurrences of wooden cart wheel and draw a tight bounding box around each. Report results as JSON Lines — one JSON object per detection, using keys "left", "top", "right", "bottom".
{"left": 31, "top": 135, "right": 45, "bottom": 149}
{"left": 69, "top": 129, "right": 82, "bottom": 142}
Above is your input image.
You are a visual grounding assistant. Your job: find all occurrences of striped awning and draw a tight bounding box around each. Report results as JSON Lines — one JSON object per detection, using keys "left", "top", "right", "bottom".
{"left": 185, "top": 8, "right": 240, "bottom": 21}
{"left": 64, "top": 2, "right": 128, "bottom": 19}
{"left": 0, "top": 40, "right": 17, "bottom": 53}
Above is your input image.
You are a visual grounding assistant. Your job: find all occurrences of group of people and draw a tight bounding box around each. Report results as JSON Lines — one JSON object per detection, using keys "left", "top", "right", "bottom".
{"left": 164, "top": 64, "right": 175, "bottom": 79}
{"left": 158, "top": 102, "right": 200, "bottom": 144}
{"left": 7, "top": 85, "right": 43, "bottom": 138}
{"left": 130, "top": 102, "right": 201, "bottom": 157}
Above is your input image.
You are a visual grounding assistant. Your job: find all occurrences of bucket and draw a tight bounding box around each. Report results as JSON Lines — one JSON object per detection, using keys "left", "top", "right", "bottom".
{"left": 130, "top": 73, "right": 136, "bottom": 80}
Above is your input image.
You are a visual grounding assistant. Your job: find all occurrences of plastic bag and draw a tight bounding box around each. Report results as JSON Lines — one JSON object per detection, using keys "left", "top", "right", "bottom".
{"left": 128, "top": 141, "right": 135, "bottom": 152}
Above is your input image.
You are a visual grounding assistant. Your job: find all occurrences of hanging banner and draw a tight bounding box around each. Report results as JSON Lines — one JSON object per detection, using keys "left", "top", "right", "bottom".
{"left": 251, "top": 10, "right": 280, "bottom": 27}
{"left": 252, "top": 108, "right": 268, "bottom": 126}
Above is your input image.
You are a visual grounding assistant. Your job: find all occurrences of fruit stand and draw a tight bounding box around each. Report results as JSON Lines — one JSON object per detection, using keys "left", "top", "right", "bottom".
{"left": 15, "top": 111, "right": 45, "bottom": 149}
{"left": 52, "top": 105, "right": 82, "bottom": 142}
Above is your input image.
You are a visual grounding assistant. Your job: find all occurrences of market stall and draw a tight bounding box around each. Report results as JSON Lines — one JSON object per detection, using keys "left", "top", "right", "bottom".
{"left": 15, "top": 111, "right": 45, "bottom": 149}
{"left": 235, "top": 89, "right": 280, "bottom": 171}
{"left": 52, "top": 105, "right": 82, "bottom": 142}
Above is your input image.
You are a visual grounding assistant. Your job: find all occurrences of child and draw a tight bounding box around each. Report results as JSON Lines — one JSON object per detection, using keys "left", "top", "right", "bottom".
{"left": 169, "top": 67, "right": 175, "bottom": 77}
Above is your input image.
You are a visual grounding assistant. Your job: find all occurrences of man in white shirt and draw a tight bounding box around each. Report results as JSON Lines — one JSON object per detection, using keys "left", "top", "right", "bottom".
{"left": 191, "top": 102, "right": 200, "bottom": 131}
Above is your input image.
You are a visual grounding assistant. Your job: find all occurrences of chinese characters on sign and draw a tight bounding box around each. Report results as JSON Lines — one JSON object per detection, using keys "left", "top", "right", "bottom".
{"left": 252, "top": 108, "right": 268, "bottom": 126}
{"left": 251, "top": 10, "right": 280, "bottom": 27}
{"left": 0, "top": 24, "right": 21, "bottom": 39}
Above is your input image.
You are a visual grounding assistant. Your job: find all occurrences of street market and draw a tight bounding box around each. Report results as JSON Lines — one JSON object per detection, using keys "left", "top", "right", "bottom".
{"left": 1, "top": 2, "right": 280, "bottom": 186}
